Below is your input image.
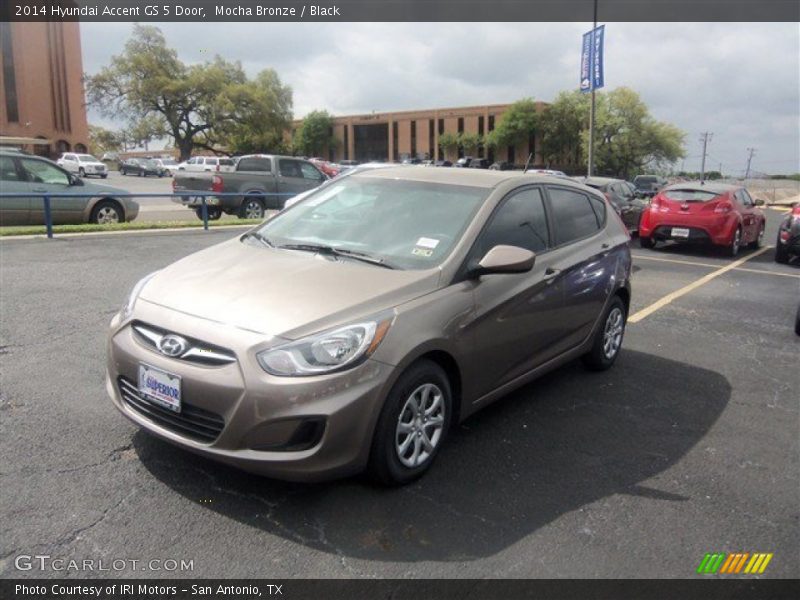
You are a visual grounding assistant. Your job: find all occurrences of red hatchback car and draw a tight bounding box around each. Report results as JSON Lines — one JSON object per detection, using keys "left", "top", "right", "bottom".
{"left": 639, "top": 182, "right": 766, "bottom": 257}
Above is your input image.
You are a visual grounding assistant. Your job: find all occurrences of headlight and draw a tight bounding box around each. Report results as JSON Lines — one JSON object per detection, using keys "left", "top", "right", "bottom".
{"left": 120, "top": 271, "right": 159, "bottom": 320}
{"left": 257, "top": 318, "right": 393, "bottom": 377}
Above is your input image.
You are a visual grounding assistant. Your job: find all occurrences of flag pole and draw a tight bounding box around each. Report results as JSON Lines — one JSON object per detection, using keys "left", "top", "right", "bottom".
{"left": 587, "top": 0, "right": 598, "bottom": 177}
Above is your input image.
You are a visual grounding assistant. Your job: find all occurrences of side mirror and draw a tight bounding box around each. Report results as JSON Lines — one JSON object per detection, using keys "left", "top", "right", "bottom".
{"left": 70, "top": 175, "right": 84, "bottom": 186}
{"left": 471, "top": 245, "right": 536, "bottom": 277}
{"left": 754, "top": 199, "right": 765, "bottom": 206}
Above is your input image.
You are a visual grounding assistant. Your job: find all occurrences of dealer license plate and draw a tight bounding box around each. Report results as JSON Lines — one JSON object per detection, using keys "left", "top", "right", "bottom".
{"left": 138, "top": 364, "right": 181, "bottom": 413}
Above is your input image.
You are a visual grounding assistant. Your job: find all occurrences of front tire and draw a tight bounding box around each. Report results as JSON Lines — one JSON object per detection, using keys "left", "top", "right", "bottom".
{"left": 195, "top": 207, "right": 222, "bottom": 221}
{"left": 582, "top": 296, "right": 627, "bottom": 371}
{"left": 749, "top": 222, "right": 765, "bottom": 250}
{"left": 90, "top": 200, "right": 123, "bottom": 224}
{"left": 368, "top": 360, "right": 452, "bottom": 486}
{"left": 639, "top": 236, "right": 655, "bottom": 249}
{"left": 775, "top": 240, "right": 790, "bottom": 264}
{"left": 78, "top": 168, "right": 85, "bottom": 177}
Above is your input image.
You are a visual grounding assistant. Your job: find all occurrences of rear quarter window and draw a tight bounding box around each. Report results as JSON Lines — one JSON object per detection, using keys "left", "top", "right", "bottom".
{"left": 547, "top": 187, "right": 603, "bottom": 245}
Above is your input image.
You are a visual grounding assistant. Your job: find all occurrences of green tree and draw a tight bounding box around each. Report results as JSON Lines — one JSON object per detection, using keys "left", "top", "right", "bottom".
{"left": 487, "top": 98, "right": 540, "bottom": 149}
{"left": 438, "top": 132, "right": 460, "bottom": 160}
{"left": 124, "top": 116, "right": 168, "bottom": 151}
{"left": 584, "top": 87, "right": 685, "bottom": 179}
{"left": 86, "top": 25, "right": 293, "bottom": 160}
{"left": 88, "top": 125, "right": 122, "bottom": 155}
{"left": 458, "top": 132, "right": 483, "bottom": 156}
{"left": 293, "top": 110, "right": 335, "bottom": 157}
{"left": 539, "top": 91, "right": 590, "bottom": 168}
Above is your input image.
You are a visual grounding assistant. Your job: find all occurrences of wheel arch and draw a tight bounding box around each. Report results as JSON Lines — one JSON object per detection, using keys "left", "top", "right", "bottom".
{"left": 87, "top": 196, "right": 125, "bottom": 223}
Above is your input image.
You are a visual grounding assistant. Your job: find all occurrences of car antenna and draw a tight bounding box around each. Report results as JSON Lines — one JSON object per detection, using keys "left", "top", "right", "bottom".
{"left": 523, "top": 153, "right": 533, "bottom": 173}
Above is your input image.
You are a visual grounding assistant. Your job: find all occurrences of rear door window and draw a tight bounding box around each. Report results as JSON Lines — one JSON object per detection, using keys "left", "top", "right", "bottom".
{"left": 279, "top": 159, "right": 303, "bottom": 178}
{"left": 0, "top": 156, "right": 22, "bottom": 181}
{"left": 299, "top": 162, "right": 324, "bottom": 181}
{"left": 546, "top": 187, "right": 603, "bottom": 245}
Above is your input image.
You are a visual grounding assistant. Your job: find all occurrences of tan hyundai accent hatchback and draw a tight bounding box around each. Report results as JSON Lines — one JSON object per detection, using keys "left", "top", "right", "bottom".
{"left": 107, "top": 168, "right": 632, "bottom": 484}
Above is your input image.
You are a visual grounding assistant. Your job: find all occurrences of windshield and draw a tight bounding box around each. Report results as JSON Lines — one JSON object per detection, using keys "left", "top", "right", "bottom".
{"left": 254, "top": 176, "right": 488, "bottom": 270}
{"left": 141, "top": 159, "right": 156, "bottom": 167}
{"left": 77, "top": 154, "right": 99, "bottom": 162}
{"left": 663, "top": 189, "right": 722, "bottom": 202}
{"left": 160, "top": 159, "right": 177, "bottom": 165}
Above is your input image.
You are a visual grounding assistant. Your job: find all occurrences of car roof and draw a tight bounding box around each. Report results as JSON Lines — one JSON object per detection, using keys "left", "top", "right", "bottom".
{"left": 663, "top": 181, "right": 739, "bottom": 194}
{"left": 352, "top": 166, "right": 587, "bottom": 189}
{"left": 581, "top": 176, "right": 624, "bottom": 185}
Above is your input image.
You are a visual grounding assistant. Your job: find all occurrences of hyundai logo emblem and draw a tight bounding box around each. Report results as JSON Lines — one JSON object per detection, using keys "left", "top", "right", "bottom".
{"left": 157, "top": 334, "right": 189, "bottom": 357}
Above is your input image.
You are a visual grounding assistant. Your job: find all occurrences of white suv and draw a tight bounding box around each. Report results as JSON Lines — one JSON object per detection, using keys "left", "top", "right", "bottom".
{"left": 57, "top": 153, "right": 108, "bottom": 178}
{"left": 176, "top": 156, "right": 235, "bottom": 173}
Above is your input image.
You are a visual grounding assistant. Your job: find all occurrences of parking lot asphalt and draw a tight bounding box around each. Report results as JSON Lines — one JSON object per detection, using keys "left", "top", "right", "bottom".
{"left": 0, "top": 210, "right": 797, "bottom": 579}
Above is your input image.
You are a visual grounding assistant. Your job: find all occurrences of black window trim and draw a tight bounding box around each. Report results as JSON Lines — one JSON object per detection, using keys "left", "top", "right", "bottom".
{"left": 542, "top": 184, "right": 606, "bottom": 249}
{"left": 453, "top": 183, "right": 552, "bottom": 283}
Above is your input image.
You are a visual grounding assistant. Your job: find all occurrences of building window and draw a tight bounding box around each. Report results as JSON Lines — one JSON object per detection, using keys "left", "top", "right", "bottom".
{"left": 488, "top": 115, "right": 495, "bottom": 131}
{"left": 438, "top": 119, "right": 444, "bottom": 135}
{"left": 410, "top": 121, "right": 416, "bottom": 157}
{"left": 392, "top": 122, "right": 399, "bottom": 161}
{"left": 343, "top": 126, "right": 349, "bottom": 160}
{"left": 0, "top": 23, "right": 19, "bottom": 123}
{"left": 457, "top": 118, "right": 464, "bottom": 133}
{"left": 428, "top": 119, "right": 434, "bottom": 160}
{"left": 478, "top": 116, "right": 484, "bottom": 136}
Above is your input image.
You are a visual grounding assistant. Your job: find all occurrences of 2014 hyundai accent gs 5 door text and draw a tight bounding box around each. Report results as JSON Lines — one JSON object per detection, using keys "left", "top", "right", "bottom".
{"left": 106, "top": 168, "right": 632, "bottom": 485}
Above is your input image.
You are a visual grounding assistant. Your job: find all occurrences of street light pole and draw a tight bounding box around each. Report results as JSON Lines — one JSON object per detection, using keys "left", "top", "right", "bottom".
{"left": 587, "top": 0, "right": 598, "bottom": 177}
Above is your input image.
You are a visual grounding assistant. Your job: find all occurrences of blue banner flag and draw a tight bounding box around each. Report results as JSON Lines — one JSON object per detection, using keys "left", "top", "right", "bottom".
{"left": 580, "top": 25, "right": 605, "bottom": 92}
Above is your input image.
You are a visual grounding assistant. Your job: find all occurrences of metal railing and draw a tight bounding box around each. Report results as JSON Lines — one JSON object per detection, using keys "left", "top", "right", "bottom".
{"left": 0, "top": 191, "right": 297, "bottom": 239}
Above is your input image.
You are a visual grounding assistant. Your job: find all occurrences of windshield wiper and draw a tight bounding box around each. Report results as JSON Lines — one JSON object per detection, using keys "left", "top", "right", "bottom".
{"left": 277, "top": 243, "right": 397, "bottom": 269}
{"left": 244, "top": 231, "right": 274, "bottom": 247}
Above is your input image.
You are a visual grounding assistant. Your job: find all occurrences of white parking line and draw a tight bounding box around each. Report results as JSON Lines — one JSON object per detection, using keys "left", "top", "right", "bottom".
{"left": 628, "top": 246, "right": 774, "bottom": 323}
{"left": 632, "top": 253, "right": 800, "bottom": 279}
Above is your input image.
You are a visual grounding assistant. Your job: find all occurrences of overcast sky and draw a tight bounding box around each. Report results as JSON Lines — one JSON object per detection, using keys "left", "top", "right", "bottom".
{"left": 80, "top": 22, "right": 799, "bottom": 175}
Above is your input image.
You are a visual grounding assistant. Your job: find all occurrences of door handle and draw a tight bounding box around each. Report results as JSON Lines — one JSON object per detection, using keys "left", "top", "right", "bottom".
{"left": 32, "top": 187, "right": 47, "bottom": 193}
{"left": 543, "top": 267, "right": 561, "bottom": 282}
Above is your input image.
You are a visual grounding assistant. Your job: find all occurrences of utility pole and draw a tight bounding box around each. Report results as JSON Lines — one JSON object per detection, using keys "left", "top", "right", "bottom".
{"left": 744, "top": 147, "right": 756, "bottom": 180}
{"left": 699, "top": 132, "right": 713, "bottom": 183}
{"left": 587, "top": 0, "right": 598, "bottom": 177}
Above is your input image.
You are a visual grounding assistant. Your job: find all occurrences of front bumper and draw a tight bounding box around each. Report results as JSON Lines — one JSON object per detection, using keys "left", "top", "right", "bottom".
{"left": 106, "top": 306, "right": 395, "bottom": 481}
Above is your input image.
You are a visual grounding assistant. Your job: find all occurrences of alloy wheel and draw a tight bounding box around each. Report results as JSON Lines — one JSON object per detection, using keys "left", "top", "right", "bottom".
{"left": 395, "top": 383, "right": 445, "bottom": 468}
{"left": 603, "top": 307, "right": 624, "bottom": 360}
{"left": 96, "top": 206, "right": 120, "bottom": 224}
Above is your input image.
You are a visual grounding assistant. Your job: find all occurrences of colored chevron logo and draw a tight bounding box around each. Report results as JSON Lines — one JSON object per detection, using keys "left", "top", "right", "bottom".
{"left": 696, "top": 552, "right": 773, "bottom": 574}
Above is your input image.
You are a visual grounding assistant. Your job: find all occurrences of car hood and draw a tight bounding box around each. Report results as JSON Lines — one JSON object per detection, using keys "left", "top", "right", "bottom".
{"left": 139, "top": 237, "right": 441, "bottom": 339}
{"left": 79, "top": 181, "right": 127, "bottom": 195}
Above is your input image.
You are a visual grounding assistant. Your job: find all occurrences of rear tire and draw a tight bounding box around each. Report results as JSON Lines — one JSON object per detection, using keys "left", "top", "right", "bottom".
{"left": 90, "top": 200, "right": 123, "bottom": 224}
{"left": 775, "top": 232, "right": 790, "bottom": 263}
{"left": 727, "top": 227, "right": 742, "bottom": 258}
{"left": 78, "top": 168, "right": 85, "bottom": 177}
{"left": 239, "top": 197, "right": 265, "bottom": 220}
{"left": 582, "top": 296, "right": 627, "bottom": 371}
{"left": 195, "top": 207, "right": 222, "bottom": 221}
{"left": 368, "top": 360, "right": 452, "bottom": 486}
{"left": 639, "top": 236, "right": 655, "bottom": 249}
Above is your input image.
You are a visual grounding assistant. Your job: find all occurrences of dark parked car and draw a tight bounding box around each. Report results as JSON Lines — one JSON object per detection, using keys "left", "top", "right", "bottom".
{"left": 580, "top": 177, "right": 649, "bottom": 234}
{"left": 120, "top": 158, "right": 164, "bottom": 177}
{"left": 0, "top": 150, "right": 138, "bottom": 225}
{"left": 108, "top": 169, "right": 631, "bottom": 484}
{"left": 434, "top": 160, "right": 452, "bottom": 167}
{"left": 469, "top": 158, "right": 492, "bottom": 169}
{"left": 633, "top": 174, "right": 668, "bottom": 197}
{"left": 775, "top": 203, "right": 800, "bottom": 264}
{"left": 489, "top": 161, "right": 514, "bottom": 171}
{"left": 454, "top": 157, "right": 473, "bottom": 168}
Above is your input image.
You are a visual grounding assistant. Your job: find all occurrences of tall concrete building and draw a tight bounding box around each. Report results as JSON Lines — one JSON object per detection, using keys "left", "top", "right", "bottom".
{"left": 294, "top": 102, "right": 547, "bottom": 165}
{"left": 0, "top": 21, "right": 90, "bottom": 158}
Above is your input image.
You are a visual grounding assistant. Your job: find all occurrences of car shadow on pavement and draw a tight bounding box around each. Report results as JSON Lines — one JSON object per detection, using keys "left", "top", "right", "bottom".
{"left": 134, "top": 349, "right": 730, "bottom": 562}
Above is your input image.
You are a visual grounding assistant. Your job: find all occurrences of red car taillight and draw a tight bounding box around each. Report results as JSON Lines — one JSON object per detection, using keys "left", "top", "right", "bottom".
{"left": 211, "top": 175, "right": 224, "bottom": 193}
{"left": 650, "top": 196, "right": 669, "bottom": 213}
{"left": 713, "top": 202, "right": 733, "bottom": 214}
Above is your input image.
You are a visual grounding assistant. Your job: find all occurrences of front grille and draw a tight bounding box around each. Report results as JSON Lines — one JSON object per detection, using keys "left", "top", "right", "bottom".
{"left": 118, "top": 377, "right": 225, "bottom": 443}
{"left": 131, "top": 321, "right": 237, "bottom": 366}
